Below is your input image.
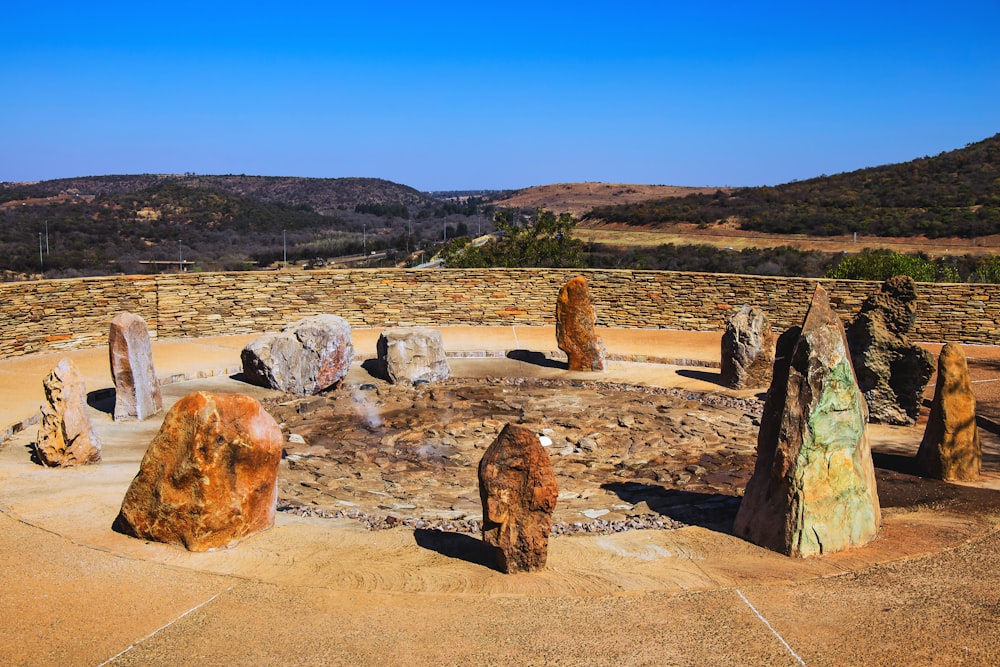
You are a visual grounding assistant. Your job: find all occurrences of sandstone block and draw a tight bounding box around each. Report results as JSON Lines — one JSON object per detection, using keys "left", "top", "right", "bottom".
{"left": 36, "top": 358, "right": 101, "bottom": 467}
{"left": 478, "top": 423, "right": 558, "bottom": 573}
{"left": 720, "top": 305, "right": 776, "bottom": 389}
{"left": 109, "top": 311, "right": 163, "bottom": 421}
{"left": 734, "top": 285, "right": 881, "bottom": 557}
{"left": 555, "top": 276, "right": 606, "bottom": 371}
{"left": 241, "top": 314, "right": 353, "bottom": 395}
{"left": 916, "top": 342, "right": 981, "bottom": 481}
{"left": 846, "top": 276, "right": 934, "bottom": 424}
{"left": 377, "top": 327, "right": 450, "bottom": 384}
{"left": 114, "top": 391, "right": 283, "bottom": 551}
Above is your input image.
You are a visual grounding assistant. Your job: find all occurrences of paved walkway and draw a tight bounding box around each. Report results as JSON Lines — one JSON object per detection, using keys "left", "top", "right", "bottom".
{"left": 1, "top": 327, "right": 999, "bottom": 665}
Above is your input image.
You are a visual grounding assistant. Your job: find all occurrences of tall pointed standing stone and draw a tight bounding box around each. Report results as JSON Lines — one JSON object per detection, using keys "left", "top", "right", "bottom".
{"left": 36, "top": 358, "right": 102, "bottom": 467}
{"left": 556, "top": 276, "right": 606, "bottom": 371}
{"left": 109, "top": 312, "right": 163, "bottom": 421}
{"left": 734, "top": 285, "right": 881, "bottom": 557}
{"left": 916, "top": 343, "right": 981, "bottom": 481}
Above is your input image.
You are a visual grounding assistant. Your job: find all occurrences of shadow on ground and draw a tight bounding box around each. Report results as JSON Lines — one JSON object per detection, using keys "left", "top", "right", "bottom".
{"left": 506, "top": 350, "right": 567, "bottom": 370}
{"left": 675, "top": 368, "right": 726, "bottom": 387}
{"left": 86, "top": 389, "right": 115, "bottom": 415}
{"left": 601, "top": 481, "right": 739, "bottom": 533}
{"left": 413, "top": 529, "right": 501, "bottom": 571}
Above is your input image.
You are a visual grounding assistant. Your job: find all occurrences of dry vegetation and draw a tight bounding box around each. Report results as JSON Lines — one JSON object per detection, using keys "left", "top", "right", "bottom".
{"left": 493, "top": 182, "right": 728, "bottom": 217}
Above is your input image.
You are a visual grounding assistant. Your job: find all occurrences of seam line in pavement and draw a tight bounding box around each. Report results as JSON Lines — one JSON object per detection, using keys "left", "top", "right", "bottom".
{"left": 736, "top": 588, "right": 806, "bottom": 666}
{"left": 97, "top": 584, "right": 236, "bottom": 666}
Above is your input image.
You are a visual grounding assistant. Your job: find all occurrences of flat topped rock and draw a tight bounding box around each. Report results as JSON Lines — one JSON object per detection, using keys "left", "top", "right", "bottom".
{"left": 241, "top": 314, "right": 354, "bottom": 395}
{"left": 734, "top": 285, "right": 881, "bottom": 557}
{"left": 377, "top": 327, "right": 450, "bottom": 384}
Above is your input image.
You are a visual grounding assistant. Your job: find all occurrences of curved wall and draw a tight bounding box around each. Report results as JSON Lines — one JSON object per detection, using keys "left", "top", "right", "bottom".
{"left": 1, "top": 268, "right": 997, "bottom": 358}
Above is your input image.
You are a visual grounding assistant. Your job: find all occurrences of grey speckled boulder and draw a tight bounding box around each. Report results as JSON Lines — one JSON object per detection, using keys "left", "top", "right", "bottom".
{"left": 720, "top": 305, "right": 775, "bottom": 389}
{"left": 241, "top": 315, "right": 354, "bottom": 395}
{"left": 377, "top": 327, "right": 450, "bottom": 384}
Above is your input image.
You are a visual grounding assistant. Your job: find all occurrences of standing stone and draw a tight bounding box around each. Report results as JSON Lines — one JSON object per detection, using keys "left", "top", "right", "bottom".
{"left": 845, "top": 275, "right": 934, "bottom": 425}
{"left": 478, "top": 423, "right": 558, "bottom": 573}
{"left": 36, "top": 358, "right": 101, "bottom": 467}
{"left": 734, "top": 285, "right": 881, "bottom": 557}
{"left": 720, "top": 305, "right": 776, "bottom": 389}
{"left": 377, "top": 327, "right": 451, "bottom": 384}
{"left": 109, "top": 312, "right": 163, "bottom": 422}
{"left": 916, "top": 343, "right": 981, "bottom": 481}
{"left": 113, "top": 392, "right": 283, "bottom": 552}
{"left": 556, "top": 276, "right": 606, "bottom": 371}
{"left": 241, "top": 314, "right": 354, "bottom": 395}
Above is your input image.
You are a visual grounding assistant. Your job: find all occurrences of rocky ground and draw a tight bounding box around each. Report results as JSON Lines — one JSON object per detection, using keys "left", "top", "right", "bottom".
{"left": 266, "top": 378, "right": 763, "bottom": 535}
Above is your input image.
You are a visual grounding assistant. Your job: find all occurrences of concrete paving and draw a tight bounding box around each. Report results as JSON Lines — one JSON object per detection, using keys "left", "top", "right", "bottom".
{"left": 1, "top": 327, "right": 999, "bottom": 665}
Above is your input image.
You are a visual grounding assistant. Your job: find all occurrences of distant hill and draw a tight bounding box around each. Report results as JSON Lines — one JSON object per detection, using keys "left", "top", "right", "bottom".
{"left": 492, "top": 182, "right": 727, "bottom": 217}
{"left": 1, "top": 174, "right": 439, "bottom": 216}
{"left": 585, "top": 133, "right": 1000, "bottom": 238}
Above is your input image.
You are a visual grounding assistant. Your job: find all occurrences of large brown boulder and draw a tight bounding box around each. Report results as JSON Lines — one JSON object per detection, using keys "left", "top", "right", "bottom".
{"left": 555, "top": 276, "right": 606, "bottom": 371}
{"left": 478, "top": 423, "right": 558, "bottom": 573}
{"left": 241, "top": 314, "right": 354, "bottom": 395}
{"left": 114, "top": 391, "right": 283, "bottom": 551}
{"left": 109, "top": 312, "right": 163, "bottom": 421}
{"left": 845, "top": 276, "right": 934, "bottom": 424}
{"left": 734, "top": 285, "right": 881, "bottom": 557}
{"left": 720, "top": 305, "right": 776, "bottom": 389}
{"left": 36, "top": 358, "right": 102, "bottom": 467}
{"left": 916, "top": 343, "right": 981, "bottom": 481}
{"left": 377, "top": 327, "right": 450, "bottom": 384}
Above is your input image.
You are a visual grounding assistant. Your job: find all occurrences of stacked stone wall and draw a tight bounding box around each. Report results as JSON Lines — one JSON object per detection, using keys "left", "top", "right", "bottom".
{"left": 0, "top": 269, "right": 997, "bottom": 358}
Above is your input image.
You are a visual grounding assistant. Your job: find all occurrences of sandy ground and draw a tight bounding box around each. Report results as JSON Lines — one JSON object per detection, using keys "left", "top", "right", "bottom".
{"left": 2, "top": 336, "right": 1000, "bottom": 665}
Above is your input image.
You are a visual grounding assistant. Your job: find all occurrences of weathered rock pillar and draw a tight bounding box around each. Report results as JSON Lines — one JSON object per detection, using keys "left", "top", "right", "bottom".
{"left": 720, "top": 305, "right": 776, "bottom": 389}
{"left": 377, "top": 327, "right": 451, "bottom": 384}
{"left": 109, "top": 312, "right": 163, "bottom": 422}
{"left": 113, "top": 391, "right": 283, "bottom": 551}
{"left": 556, "top": 276, "right": 606, "bottom": 371}
{"left": 478, "top": 423, "right": 558, "bottom": 573}
{"left": 36, "top": 358, "right": 102, "bottom": 467}
{"left": 916, "top": 342, "right": 981, "bottom": 481}
{"left": 734, "top": 285, "right": 881, "bottom": 557}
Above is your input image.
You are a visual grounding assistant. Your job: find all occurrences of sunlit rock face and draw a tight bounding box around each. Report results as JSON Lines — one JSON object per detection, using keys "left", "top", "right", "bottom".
{"left": 734, "top": 286, "right": 881, "bottom": 558}
{"left": 109, "top": 311, "right": 162, "bottom": 422}
{"left": 114, "top": 391, "right": 283, "bottom": 552}
{"left": 479, "top": 423, "right": 558, "bottom": 573}
{"left": 556, "top": 276, "right": 605, "bottom": 372}
{"left": 720, "top": 305, "right": 776, "bottom": 390}
{"left": 241, "top": 314, "right": 354, "bottom": 395}
{"left": 377, "top": 327, "right": 450, "bottom": 384}
{"left": 917, "top": 342, "right": 981, "bottom": 481}
{"left": 845, "top": 275, "right": 934, "bottom": 425}
{"left": 37, "top": 358, "right": 102, "bottom": 467}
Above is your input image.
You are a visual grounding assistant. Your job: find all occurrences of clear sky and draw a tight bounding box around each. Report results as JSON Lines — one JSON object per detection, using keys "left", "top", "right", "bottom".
{"left": 2, "top": 1, "right": 998, "bottom": 191}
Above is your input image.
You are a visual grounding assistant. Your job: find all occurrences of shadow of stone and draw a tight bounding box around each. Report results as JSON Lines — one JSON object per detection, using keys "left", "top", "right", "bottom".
{"left": 86, "top": 388, "right": 115, "bottom": 415}
{"left": 601, "top": 481, "right": 740, "bottom": 534}
{"left": 506, "top": 350, "right": 567, "bottom": 370}
{"left": 24, "top": 442, "right": 43, "bottom": 466}
{"left": 361, "top": 358, "right": 389, "bottom": 381}
{"left": 229, "top": 372, "right": 254, "bottom": 385}
{"left": 871, "top": 451, "right": 921, "bottom": 477}
{"left": 976, "top": 415, "right": 1000, "bottom": 437}
{"left": 675, "top": 368, "right": 726, "bottom": 387}
{"left": 413, "top": 528, "right": 501, "bottom": 571}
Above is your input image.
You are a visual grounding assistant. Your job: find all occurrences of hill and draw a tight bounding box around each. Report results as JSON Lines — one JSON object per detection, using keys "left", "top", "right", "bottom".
{"left": 1, "top": 174, "right": 438, "bottom": 216}
{"left": 584, "top": 133, "right": 1000, "bottom": 238}
{"left": 492, "top": 182, "right": 727, "bottom": 217}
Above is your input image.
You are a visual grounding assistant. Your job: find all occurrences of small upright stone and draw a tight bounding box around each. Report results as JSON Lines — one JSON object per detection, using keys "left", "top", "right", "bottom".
{"left": 478, "top": 423, "right": 558, "bottom": 573}
{"left": 720, "top": 305, "right": 776, "bottom": 389}
{"left": 36, "top": 358, "right": 101, "bottom": 467}
{"left": 734, "top": 285, "right": 881, "bottom": 557}
{"left": 846, "top": 276, "right": 934, "bottom": 424}
{"left": 556, "top": 276, "right": 606, "bottom": 371}
{"left": 113, "top": 392, "right": 283, "bottom": 551}
{"left": 377, "top": 327, "right": 450, "bottom": 384}
{"left": 916, "top": 343, "right": 981, "bottom": 481}
{"left": 241, "top": 314, "right": 354, "bottom": 395}
{"left": 109, "top": 312, "right": 162, "bottom": 422}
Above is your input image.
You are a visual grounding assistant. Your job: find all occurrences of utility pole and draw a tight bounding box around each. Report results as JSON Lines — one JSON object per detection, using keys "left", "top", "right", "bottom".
{"left": 39, "top": 232, "right": 43, "bottom": 269}
{"left": 443, "top": 222, "right": 447, "bottom": 242}
{"left": 363, "top": 223, "right": 367, "bottom": 255}
{"left": 178, "top": 240, "right": 183, "bottom": 272}
{"left": 283, "top": 229, "right": 287, "bottom": 268}
{"left": 406, "top": 219, "right": 411, "bottom": 254}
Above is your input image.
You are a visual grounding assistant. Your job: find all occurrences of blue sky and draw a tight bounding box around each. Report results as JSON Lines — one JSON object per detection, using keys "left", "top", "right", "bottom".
{"left": 2, "top": 1, "right": 998, "bottom": 190}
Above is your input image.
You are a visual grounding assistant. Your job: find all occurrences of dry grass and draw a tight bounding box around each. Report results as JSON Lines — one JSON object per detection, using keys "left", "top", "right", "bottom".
{"left": 493, "top": 182, "right": 727, "bottom": 217}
